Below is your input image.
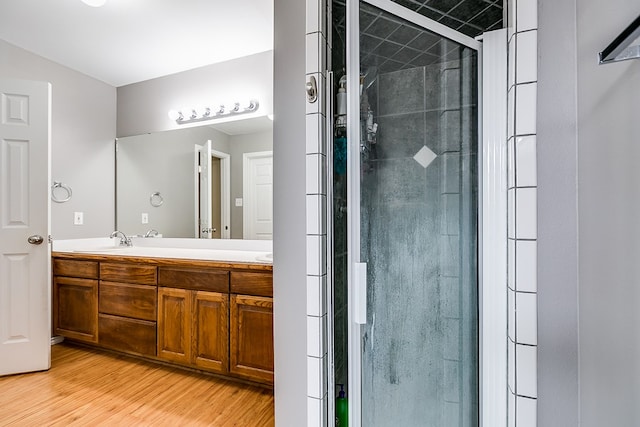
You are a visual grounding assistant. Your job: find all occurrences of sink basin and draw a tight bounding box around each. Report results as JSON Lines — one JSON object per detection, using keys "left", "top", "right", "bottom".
{"left": 73, "top": 246, "right": 130, "bottom": 253}
{"left": 255, "top": 253, "right": 273, "bottom": 262}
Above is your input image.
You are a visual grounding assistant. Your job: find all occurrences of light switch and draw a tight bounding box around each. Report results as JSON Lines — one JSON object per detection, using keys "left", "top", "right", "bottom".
{"left": 141, "top": 213, "right": 149, "bottom": 224}
{"left": 74, "top": 212, "right": 83, "bottom": 225}
{"left": 235, "top": 198, "right": 243, "bottom": 207}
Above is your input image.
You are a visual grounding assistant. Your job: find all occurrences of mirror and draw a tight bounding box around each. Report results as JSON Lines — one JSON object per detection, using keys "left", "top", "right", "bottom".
{"left": 116, "top": 116, "right": 273, "bottom": 239}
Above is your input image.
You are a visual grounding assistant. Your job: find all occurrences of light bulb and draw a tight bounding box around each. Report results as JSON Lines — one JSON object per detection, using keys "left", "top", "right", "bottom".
{"left": 168, "top": 110, "right": 183, "bottom": 121}
{"left": 228, "top": 102, "right": 240, "bottom": 113}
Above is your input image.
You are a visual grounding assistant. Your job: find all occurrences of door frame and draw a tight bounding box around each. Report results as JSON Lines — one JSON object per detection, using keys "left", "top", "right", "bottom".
{"left": 211, "top": 148, "right": 231, "bottom": 239}
{"left": 194, "top": 143, "right": 230, "bottom": 239}
{"left": 242, "top": 150, "right": 273, "bottom": 240}
{"left": 343, "top": 1, "right": 507, "bottom": 426}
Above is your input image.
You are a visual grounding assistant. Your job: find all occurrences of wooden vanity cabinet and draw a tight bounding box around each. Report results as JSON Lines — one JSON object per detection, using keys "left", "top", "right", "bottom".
{"left": 157, "top": 267, "right": 230, "bottom": 373}
{"left": 53, "top": 259, "right": 99, "bottom": 343}
{"left": 52, "top": 255, "right": 273, "bottom": 386}
{"left": 230, "top": 272, "right": 274, "bottom": 385}
{"left": 97, "top": 262, "right": 158, "bottom": 356}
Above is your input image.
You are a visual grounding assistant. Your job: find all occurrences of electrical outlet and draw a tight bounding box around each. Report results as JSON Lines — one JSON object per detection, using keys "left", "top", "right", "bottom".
{"left": 74, "top": 212, "right": 83, "bottom": 225}
{"left": 235, "top": 198, "right": 243, "bottom": 207}
{"left": 141, "top": 213, "right": 149, "bottom": 224}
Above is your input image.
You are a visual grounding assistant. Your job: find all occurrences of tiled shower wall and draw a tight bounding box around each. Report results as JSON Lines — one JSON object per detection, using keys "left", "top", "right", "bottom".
{"left": 304, "top": 0, "right": 539, "bottom": 425}
{"left": 305, "top": 0, "right": 330, "bottom": 425}
{"left": 507, "top": 0, "right": 538, "bottom": 426}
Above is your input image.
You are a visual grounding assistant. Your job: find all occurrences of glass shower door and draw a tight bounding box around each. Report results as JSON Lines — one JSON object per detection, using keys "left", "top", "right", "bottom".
{"left": 346, "top": 1, "right": 480, "bottom": 425}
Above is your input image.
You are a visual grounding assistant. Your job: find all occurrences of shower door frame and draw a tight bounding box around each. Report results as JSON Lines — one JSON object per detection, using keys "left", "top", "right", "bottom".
{"left": 343, "top": 1, "right": 508, "bottom": 426}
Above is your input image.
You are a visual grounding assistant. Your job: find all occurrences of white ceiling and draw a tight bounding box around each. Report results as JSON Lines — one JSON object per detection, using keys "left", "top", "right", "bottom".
{"left": 0, "top": 0, "right": 273, "bottom": 87}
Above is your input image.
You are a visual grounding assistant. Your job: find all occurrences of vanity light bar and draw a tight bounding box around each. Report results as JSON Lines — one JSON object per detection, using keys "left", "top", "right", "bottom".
{"left": 168, "top": 100, "right": 259, "bottom": 124}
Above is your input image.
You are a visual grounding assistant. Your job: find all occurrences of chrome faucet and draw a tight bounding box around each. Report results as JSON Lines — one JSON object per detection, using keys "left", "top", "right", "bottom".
{"left": 110, "top": 230, "right": 132, "bottom": 247}
{"left": 144, "top": 229, "right": 159, "bottom": 238}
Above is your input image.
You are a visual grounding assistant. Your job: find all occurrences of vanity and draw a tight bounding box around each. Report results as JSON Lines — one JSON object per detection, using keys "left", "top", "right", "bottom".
{"left": 52, "top": 238, "right": 274, "bottom": 387}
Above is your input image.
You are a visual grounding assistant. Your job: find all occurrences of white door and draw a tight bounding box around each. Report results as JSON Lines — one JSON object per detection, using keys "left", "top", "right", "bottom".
{"left": 194, "top": 141, "right": 212, "bottom": 238}
{"left": 243, "top": 151, "right": 273, "bottom": 240}
{"left": 0, "top": 78, "right": 51, "bottom": 376}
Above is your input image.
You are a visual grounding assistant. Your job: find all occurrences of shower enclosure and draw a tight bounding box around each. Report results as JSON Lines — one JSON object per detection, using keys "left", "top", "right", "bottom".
{"left": 332, "top": 0, "right": 483, "bottom": 425}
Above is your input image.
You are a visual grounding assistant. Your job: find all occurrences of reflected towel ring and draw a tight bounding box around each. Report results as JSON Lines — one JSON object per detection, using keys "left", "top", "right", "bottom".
{"left": 150, "top": 191, "right": 164, "bottom": 207}
{"left": 51, "top": 181, "right": 72, "bottom": 203}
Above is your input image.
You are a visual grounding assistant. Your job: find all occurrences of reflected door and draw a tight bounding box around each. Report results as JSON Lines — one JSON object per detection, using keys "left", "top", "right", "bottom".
{"left": 346, "top": 1, "right": 480, "bottom": 426}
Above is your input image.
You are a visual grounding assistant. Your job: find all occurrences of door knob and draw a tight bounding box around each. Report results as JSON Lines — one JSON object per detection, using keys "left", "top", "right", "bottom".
{"left": 28, "top": 235, "right": 44, "bottom": 245}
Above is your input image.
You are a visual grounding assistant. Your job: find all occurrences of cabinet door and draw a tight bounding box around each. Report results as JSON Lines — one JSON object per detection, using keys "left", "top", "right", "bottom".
{"left": 157, "top": 287, "right": 191, "bottom": 364}
{"left": 53, "top": 276, "right": 98, "bottom": 343}
{"left": 192, "top": 291, "right": 229, "bottom": 373}
{"left": 230, "top": 294, "right": 274, "bottom": 384}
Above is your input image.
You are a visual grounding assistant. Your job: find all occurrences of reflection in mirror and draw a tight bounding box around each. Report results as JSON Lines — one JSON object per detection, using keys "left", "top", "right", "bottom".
{"left": 116, "top": 116, "right": 273, "bottom": 239}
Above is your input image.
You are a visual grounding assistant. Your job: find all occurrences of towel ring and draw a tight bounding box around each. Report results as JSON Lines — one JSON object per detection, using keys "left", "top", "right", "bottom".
{"left": 51, "top": 181, "right": 72, "bottom": 203}
{"left": 150, "top": 191, "right": 164, "bottom": 207}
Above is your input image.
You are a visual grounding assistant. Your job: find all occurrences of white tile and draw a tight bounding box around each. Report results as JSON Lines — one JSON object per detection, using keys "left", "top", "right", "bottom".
{"left": 517, "top": 0, "right": 538, "bottom": 32}
{"left": 516, "top": 396, "right": 537, "bottom": 427}
{"left": 306, "top": 235, "right": 322, "bottom": 276}
{"left": 306, "top": 195, "right": 326, "bottom": 235}
{"left": 508, "top": 86, "right": 515, "bottom": 139}
{"left": 508, "top": 238, "right": 516, "bottom": 290}
{"left": 516, "top": 135, "right": 537, "bottom": 187}
{"left": 516, "top": 30, "right": 537, "bottom": 84}
{"left": 508, "top": 137, "right": 515, "bottom": 189}
{"left": 515, "top": 82, "right": 537, "bottom": 136}
{"left": 508, "top": 389, "right": 516, "bottom": 427}
{"left": 307, "top": 356, "right": 322, "bottom": 398}
{"left": 508, "top": 288, "right": 516, "bottom": 342}
{"left": 306, "top": 33, "right": 321, "bottom": 74}
{"left": 307, "top": 315, "right": 326, "bottom": 357}
{"left": 306, "top": 275, "right": 327, "bottom": 317}
{"left": 508, "top": 36, "right": 516, "bottom": 89}
{"left": 306, "top": 0, "right": 320, "bottom": 34}
{"left": 306, "top": 154, "right": 327, "bottom": 195}
{"left": 306, "top": 235, "right": 327, "bottom": 276}
{"left": 306, "top": 113, "right": 327, "bottom": 155}
{"left": 516, "top": 188, "right": 537, "bottom": 239}
{"left": 516, "top": 344, "right": 537, "bottom": 398}
{"left": 307, "top": 395, "right": 328, "bottom": 426}
{"left": 307, "top": 275, "right": 321, "bottom": 316}
{"left": 508, "top": 338, "right": 516, "bottom": 393}
{"left": 508, "top": 188, "right": 516, "bottom": 239}
{"left": 306, "top": 72, "right": 326, "bottom": 115}
{"left": 306, "top": 195, "right": 320, "bottom": 235}
{"left": 516, "top": 240, "right": 537, "bottom": 292}
{"left": 516, "top": 292, "right": 537, "bottom": 345}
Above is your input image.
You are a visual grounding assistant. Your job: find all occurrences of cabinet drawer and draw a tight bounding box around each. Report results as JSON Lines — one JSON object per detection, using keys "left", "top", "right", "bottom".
{"left": 99, "top": 281, "right": 157, "bottom": 321}
{"left": 230, "top": 272, "right": 273, "bottom": 297}
{"left": 53, "top": 259, "right": 99, "bottom": 279}
{"left": 100, "top": 263, "right": 157, "bottom": 285}
{"left": 158, "top": 267, "right": 229, "bottom": 293}
{"left": 98, "top": 313, "right": 156, "bottom": 356}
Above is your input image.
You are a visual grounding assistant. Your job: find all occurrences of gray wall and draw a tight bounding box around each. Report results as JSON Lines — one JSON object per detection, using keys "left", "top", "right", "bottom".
{"left": 576, "top": 1, "right": 640, "bottom": 425}
{"left": 537, "top": 0, "right": 579, "bottom": 424}
{"left": 538, "top": 0, "right": 640, "bottom": 425}
{"left": 273, "top": 0, "right": 308, "bottom": 424}
{"left": 228, "top": 130, "right": 273, "bottom": 239}
{"left": 116, "top": 126, "right": 229, "bottom": 237}
{"left": 116, "top": 51, "right": 273, "bottom": 138}
{"left": 0, "top": 39, "right": 116, "bottom": 239}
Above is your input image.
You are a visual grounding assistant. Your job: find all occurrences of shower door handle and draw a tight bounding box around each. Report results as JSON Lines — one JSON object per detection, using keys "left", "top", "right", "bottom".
{"left": 354, "top": 262, "right": 367, "bottom": 324}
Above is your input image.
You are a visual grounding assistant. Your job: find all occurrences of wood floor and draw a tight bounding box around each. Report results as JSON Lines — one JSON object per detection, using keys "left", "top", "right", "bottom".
{"left": 0, "top": 344, "right": 274, "bottom": 426}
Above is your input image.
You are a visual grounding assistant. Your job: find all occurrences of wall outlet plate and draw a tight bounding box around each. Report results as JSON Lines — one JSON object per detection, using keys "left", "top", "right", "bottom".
{"left": 141, "top": 213, "right": 149, "bottom": 224}
{"left": 235, "top": 198, "right": 243, "bottom": 207}
{"left": 73, "top": 212, "right": 83, "bottom": 225}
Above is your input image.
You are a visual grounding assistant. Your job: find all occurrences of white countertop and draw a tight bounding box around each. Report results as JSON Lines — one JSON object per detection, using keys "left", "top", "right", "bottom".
{"left": 52, "top": 237, "right": 273, "bottom": 264}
